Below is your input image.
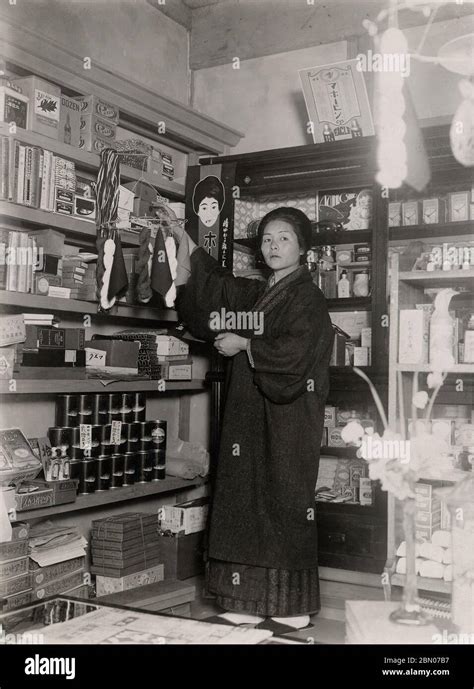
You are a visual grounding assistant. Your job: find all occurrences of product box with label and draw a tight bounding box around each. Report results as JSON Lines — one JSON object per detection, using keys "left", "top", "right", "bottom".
{"left": 58, "top": 94, "right": 81, "bottom": 147}
{"left": 86, "top": 339, "right": 140, "bottom": 369}
{"left": 15, "top": 483, "right": 53, "bottom": 512}
{"left": 0, "top": 347, "right": 15, "bottom": 379}
{"left": 80, "top": 114, "right": 116, "bottom": 141}
{"left": 158, "top": 498, "right": 209, "bottom": 535}
{"left": 32, "top": 568, "right": 84, "bottom": 600}
{"left": 0, "top": 539, "right": 28, "bottom": 563}
{"left": 2, "top": 588, "right": 32, "bottom": 612}
{"left": 12, "top": 77, "right": 61, "bottom": 139}
{"left": 327, "top": 427, "right": 345, "bottom": 447}
{"left": 75, "top": 95, "right": 120, "bottom": 124}
{"left": 399, "top": 309, "right": 429, "bottom": 364}
{"left": 95, "top": 563, "right": 165, "bottom": 597}
{"left": 324, "top": 406, "right": 336, "bottom": 428}
{"left": 29, "top": 556, "right": 86, "bottom": 588}
{"left": 29, "top": 479, "right": 77, "bottom": 506}
{"left": 0, "top": 85, "right": 29, "bottom": 129}
{"left": 0, "top": 571, "right": 30, "bottom": 598}
{"left": 154, "top": 336, "right": 189, "bottom": 357}
{"left": 359, "top": 477, "right": 373, "bottom": 506}
{"left": 29, "top": 229, "right": 65, "bottom": 256}
{"left": 0, "top": 556, "right": 29, "bottom": 580}
{"left": 158, "top": 530, "right": 205, "bottom": 580}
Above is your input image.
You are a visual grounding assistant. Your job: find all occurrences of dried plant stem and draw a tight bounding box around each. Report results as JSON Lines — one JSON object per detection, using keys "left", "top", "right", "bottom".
{"left": 397, "top": 370, "right": 406, "bottom": 440}
{"left": 353, "top": 367, "right": 388, "bottom": 431}
{"left": 425, "top": 373, "right": 448, "bottom": 422}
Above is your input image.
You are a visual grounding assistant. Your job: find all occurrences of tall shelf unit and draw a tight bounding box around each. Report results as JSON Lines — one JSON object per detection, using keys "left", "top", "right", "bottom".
{"left": 385, "top": 126, "right": 474, "bottom": 602}
{"left": 0, "top": 19, "right": 242, "bottom": 519}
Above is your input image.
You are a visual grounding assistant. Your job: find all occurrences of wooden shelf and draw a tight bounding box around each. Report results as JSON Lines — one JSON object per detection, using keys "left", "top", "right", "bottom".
{"left": 316, "top": 500, "right": 379, "bottom": 516}
{"left": 327, "top": 297, "right": 371, "bottom": 311}
{"left": 13, "top": 476, "right": 206, "bottom": 521}
{"left": 417, "top": 469, "right": 470, "bottom": 483}
{"left": 320, "top": 446, "right": 359, "bottom": 458}
{"left": 0, "top": 290, "right": 178, "bottom": 323}
{"left": 0, "top": 201, "right": 139, "bottom": 246}
{"left": 0, "top": 125, "right": 185, "bottom": 199}
{"left": 389, "top": 221, "right": 473, "bottom": 241}
{"left": 0, "top": 379, "right": 206, "bottom": 394}
{"left": 391, "top": 573, "right": 451, "bottom": 595}
{"left": 398, "top": 269, "right": 474, "bottom": 287}
{"left": 311, "top": 228, "right": 372, "bottom": 246}
{"left": 396, "top": 363, "right": 474, "bottom": 374}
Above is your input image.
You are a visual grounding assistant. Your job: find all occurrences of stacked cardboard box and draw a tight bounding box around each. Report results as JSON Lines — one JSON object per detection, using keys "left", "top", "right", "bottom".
{"left": 90, "top": 513, "right": 162, "bottom": 578}
{"left": 415, "top": 482, "right": 441, "bottom": 541}
{"left": 0, "top": 522, "right": 31, "bottom": 612}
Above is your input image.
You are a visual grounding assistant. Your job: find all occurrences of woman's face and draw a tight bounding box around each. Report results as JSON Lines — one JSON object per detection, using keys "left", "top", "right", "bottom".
{"left": 261, "top": 220, "right": 302, "bottom": 271}
{"left": 198, "top": 196, "right": 220, "bottom": 227}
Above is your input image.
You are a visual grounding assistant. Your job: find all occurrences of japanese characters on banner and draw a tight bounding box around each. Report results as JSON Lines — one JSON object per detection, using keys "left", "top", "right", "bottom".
{"left": 185, "top": 163, "right": 235, "bottom": 269}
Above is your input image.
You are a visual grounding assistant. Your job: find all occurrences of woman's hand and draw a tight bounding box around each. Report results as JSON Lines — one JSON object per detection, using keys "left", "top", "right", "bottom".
{"left": 214, "top": 333, "right": 248, "bottom": 357}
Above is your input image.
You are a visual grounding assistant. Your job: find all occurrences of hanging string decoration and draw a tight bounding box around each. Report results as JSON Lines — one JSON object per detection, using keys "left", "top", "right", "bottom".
{"left": 95, "top": 149, "right": 128, "bottom": 311}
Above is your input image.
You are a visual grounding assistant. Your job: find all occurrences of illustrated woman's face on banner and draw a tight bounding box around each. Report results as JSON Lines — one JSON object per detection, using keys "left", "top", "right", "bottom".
{"left": 198, "top": 196, "right": 220, "bottom": 227}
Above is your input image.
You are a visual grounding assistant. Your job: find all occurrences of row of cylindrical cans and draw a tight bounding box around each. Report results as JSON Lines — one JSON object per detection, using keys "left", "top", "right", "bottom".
{"left": 55, "top": 393, "right": 147, "bottom": 427}
{"left": 70, "top": 451, "right": 167, "bottom": 494}
{"left": 48, "top": 420, "right": 167, "bottom": 459}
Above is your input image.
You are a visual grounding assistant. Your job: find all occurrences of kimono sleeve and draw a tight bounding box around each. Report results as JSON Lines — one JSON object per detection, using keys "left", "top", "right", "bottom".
{"left": 248, "top": 297, "right": 334, "bottom": 404}
{"left": 176, "top": 247, "right": 264, "bottom": 341}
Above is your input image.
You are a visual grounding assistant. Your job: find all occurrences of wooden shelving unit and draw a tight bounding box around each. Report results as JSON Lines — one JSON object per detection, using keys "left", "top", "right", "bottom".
{"left": 395, "top": 363, "right": 474, "bottom": 374}
{"left": 0, "top": 290, "right": 178, "bottom": 323}
{"left": 326, "top": 297, "right": 372, "bottom": 311}
{"left": 0, "top": 16, "right": 243, "bottom": 533}
{"left": 398, "top": 269, "right": 474, "bottom": 287}
{"left": 391, "top": 573, "right": 451, "bottom": 595}
{"left": 389, "top": 220, "right": 473, "bottom": 241}
{"left": 320, "top": 446, "right": 359, "bottom": 458}
{"left": 0, "top": 379, "right": 206, "bottom": 394}
{"left": 0, "top": 122, "right": 186, "bottom": 199}
{"left": 13, "top": 476, "right": 206, "bottom": 521}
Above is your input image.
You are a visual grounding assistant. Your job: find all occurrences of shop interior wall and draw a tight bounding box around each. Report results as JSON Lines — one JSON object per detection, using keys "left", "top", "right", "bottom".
{"left": 191, "top": 17, "right": 469, "bottom": 153}
{"left": 2, "top": 0, "right": 190, "bottom": 104}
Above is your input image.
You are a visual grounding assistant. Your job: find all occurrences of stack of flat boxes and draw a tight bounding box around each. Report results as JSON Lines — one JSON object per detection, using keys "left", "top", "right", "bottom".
{"left": 0, "top": 523, "right": 31, "bottom": 612}
{"left": 415, "top": 483, "right": 441, "bottom": 541}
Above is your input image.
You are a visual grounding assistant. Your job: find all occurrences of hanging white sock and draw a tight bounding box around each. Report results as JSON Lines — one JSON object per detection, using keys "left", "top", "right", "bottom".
{"left": 270, "top": 614, "right": 310, "bottom": 629}
{"left": 217, "top": 612, "right": 265, "bottom": 625}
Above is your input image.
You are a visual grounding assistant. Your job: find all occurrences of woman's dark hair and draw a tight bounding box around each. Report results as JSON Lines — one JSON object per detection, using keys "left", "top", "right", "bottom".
{"left": 257, "top": 207, "right": 313, "bottom": 265}
{"left": 192, "top": 175, "right": 225, "bottom": 213}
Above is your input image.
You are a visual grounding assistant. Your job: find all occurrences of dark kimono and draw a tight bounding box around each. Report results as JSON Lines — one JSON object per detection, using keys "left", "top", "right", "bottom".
{"left": 177, "top": 248, "right": 334, "bottom": 616}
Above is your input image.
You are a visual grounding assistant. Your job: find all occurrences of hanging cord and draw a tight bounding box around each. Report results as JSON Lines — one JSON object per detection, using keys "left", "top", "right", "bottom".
{"left": 95, "top": 149, "right": 121, "bottom": 308}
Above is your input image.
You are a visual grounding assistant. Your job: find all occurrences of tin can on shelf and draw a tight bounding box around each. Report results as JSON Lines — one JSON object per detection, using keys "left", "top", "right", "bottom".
{"left": 110, "top": 454, "right": 124, "bottom": 489}
{"left": 131, "top": 393, "right": 146, "bottom": 414}
{"left": 95, "top": 456, "right": 111, "bottom": 492}
{"left": 148, "top": 420, "right": 167, "bottom": 451}
{"left": 55, "top": 395, "right": 78, "bottom": 427}
{"left": 48, "top": 427, "right": 72, "bottom": 454}
{"left": 137, "top": 450, "right": 153, "bottom": 483}
{"left": 149, "top": 448, "right": 166, "bottom": 467}
{"left": 91, "top": 394, "right": 109, "bottom": 425}
{"left": 152, "top": 465, "right": 166, "bottom": 481}
{"left": 79, "top": 458, "right": 96, "bottom": 494}
{"left": 126, "top": 439, "right": 139, "bottom": 454}
{"left": 126, "top": 423, "right": 141, "bottom": 442}
{"left": 119, "top": 393, "right": 133, "bottom": 413}
{"left": 69, "top": 460, "right": 82, "bottom": 484}
{"left": 78, "top": 394, "right": 92, "bottom": 416}
{"left": 123, "top": 452, "right": 137, "bottom": 486}
{"left": 138, "top": 421, "right": 151, "bottom": 440}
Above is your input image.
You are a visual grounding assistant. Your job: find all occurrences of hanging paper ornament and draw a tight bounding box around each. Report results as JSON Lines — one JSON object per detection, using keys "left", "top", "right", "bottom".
{"left": 164, "top": 235, "right": 177, "bottom": 307}
{"left": 450, "top": 79, "right": 474, "bottom": 167}
{"left": 100, "top": 237, "right": 117, "bottom": 311}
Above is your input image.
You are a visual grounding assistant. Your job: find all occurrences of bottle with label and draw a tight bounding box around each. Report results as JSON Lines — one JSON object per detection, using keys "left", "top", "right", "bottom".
{"left": 64, "top": 112, "right": 71, "bottom": 145}
{"left": 323, "top": 124, "right": 335, "bottom": 142}
{"left": 337, "top": 270, "right": 351, "bottom": 298}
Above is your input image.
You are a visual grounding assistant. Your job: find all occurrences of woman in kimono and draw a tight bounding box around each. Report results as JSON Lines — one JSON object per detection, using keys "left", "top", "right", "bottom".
{"left": 175, "top": 207, "right": 334, "bottom": 628}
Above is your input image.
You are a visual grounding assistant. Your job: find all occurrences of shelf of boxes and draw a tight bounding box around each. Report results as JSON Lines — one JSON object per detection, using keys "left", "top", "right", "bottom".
{"left": 12, "top": 476, "right": 206, "bottom": 521}
{"left": 395, "top": 363, "right": 474, "bottom": 374}
{"left": 0, "top": 379, "right": 206, "bottom": 394}
{"left": 0, "top": 123, "right": 186, "bottom": 200}
{"left": 326, "top": 297, "right": 372, "bottom": 311}
{"left": 0, "top": 200, "right": 140, "bottom": 246}
{"left": 0, "top": 290, "right": 178, "bottom": 323}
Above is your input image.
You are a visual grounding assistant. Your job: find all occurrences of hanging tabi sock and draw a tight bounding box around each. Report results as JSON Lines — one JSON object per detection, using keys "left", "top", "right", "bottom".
{"left": 150, "top": 227, "right": 173, "bottom": 305}
{"left": 107, "top": 230, "right": 129, "bottom": 302}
